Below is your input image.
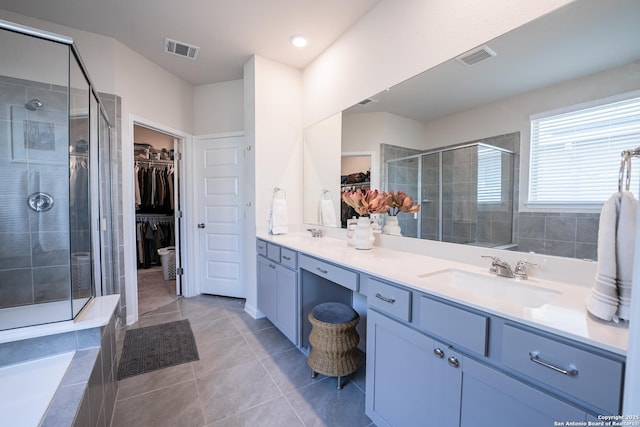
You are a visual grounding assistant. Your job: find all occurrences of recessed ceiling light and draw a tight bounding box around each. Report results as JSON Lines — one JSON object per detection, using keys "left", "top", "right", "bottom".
{"left": 290, "top": 34, "right": 308, "bottom": 48}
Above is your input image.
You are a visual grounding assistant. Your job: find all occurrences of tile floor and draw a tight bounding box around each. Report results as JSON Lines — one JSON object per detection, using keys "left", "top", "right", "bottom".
{"left": 136, "top": 267, "right": 178, "bottom": 315}
{"left": 112, "top": 294, "right": 374, "bottom": 427}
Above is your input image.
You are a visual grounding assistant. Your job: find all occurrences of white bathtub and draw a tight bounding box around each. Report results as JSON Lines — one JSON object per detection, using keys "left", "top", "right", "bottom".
{"left": 0, "top": 351, "right": 75, "bottom": 427}
{"left": 0, "top": 295, "right": 119, "bottom": 426}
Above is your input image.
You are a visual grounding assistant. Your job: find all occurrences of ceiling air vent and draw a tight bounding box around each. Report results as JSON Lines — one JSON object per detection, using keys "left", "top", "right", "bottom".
{"left": 456, "top": 45, "right": 497, "bottom": 66}
{"left": 358, "top": 98, "right": 378, "bottom": 106}
{"left": 165, "top": 38, "right": 200, "bottom": 60}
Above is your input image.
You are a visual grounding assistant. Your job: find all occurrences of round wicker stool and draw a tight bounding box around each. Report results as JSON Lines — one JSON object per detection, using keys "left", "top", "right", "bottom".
{"left": 307, "top": 302, "right": 360, "bottom": 389}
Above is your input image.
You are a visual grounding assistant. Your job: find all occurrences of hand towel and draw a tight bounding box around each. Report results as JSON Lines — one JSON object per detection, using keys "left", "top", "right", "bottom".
{"left": 586, "top": 191, "right": 637, "bottom": 322}
{"left": 616, "top": 191, "right": 637, "bottom": 320}
{"left": 270, "top": 197, "right": 288, "bottom": 235}
{"left": 320, "top": 198, "right": 337, "bottom": 227}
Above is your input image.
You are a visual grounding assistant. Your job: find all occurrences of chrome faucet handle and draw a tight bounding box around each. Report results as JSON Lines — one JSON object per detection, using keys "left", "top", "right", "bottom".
{"left": 306, "top": 228, "right": 323, "bottom": 238}
{"left": 514, "top": 260, "right": 538, "bottom": 280}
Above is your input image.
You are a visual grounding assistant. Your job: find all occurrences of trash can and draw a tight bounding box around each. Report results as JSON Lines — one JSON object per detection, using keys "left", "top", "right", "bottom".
{"left": 157, "top": 246, "right": 176, "bottom": 280}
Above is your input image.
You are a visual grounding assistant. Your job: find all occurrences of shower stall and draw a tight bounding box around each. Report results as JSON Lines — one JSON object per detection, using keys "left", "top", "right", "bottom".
{"left": 386, "top": 142, "right": 516, "bottom": 248}
{"left": 0, "top": 20, "right": 115, "bottom": 330}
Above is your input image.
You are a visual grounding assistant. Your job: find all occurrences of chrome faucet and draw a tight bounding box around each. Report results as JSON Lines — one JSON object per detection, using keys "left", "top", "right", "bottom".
{"left": 514, "top": 260, "right": 538, "bottom": 280}
{"left": 481, "top": 255, "right": 514, "bottom": 278}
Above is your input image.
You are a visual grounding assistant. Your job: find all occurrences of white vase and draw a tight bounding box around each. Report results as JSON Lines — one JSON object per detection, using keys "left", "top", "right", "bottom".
{"left": 354, "top": 216, "right": 375, "bottom": 250}
{"left": 383, "top": 215, "right": 402, "bottom": 236}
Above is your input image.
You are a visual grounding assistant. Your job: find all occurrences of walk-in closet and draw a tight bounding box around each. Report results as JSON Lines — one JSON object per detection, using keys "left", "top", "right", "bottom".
{"left": 133, "top": 124, "right": 181, "bottom": 314}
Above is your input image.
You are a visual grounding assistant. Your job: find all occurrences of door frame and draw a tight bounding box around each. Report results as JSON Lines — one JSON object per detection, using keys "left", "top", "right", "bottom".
{"left": 123, "top": 114, "right": 192, "bottom": 325}
{"left": 189, "top": 131, "right": 245, "bottom": 297}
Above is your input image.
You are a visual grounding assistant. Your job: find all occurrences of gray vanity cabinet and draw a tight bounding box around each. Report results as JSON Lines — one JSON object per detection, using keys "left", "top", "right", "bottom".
{"left": 366, "top": 309, "right": 462, "bottom": 427}
{"left": 364, "top": 275, "right": 616, "bottom": 427}
{"left": 256, "top": 240, "right": 298, "bottom": 345}
{"left": 459, "top": 358, "right": 586, "bottom": 427}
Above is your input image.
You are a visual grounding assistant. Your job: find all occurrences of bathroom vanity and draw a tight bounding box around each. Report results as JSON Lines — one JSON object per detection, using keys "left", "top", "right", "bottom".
{"left": 256, "top": 234, "right": 628, "bottom": 426}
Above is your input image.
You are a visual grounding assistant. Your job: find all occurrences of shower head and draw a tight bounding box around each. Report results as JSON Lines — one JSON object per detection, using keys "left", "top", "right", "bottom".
{"left": 24, "top": 98, "right": 43, "bottom": 111}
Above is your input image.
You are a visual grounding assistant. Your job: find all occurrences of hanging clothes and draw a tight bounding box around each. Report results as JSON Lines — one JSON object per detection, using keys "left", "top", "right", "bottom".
{"left": 135, "top": 162, "right": 175, "bottom": 214}
{"left": 135, "top": 217, "right": 175, "bottom": 269}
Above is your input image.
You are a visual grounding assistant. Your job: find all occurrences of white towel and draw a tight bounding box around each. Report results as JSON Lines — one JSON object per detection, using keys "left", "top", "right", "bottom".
{"left": 320, "top": 198, "right": 337, "bottom": 227}
{"left": 586, "top": 191, "right": 637, "bottom": 322}
{"left": 270, "top": 197, "right": 288, "bottom": 235}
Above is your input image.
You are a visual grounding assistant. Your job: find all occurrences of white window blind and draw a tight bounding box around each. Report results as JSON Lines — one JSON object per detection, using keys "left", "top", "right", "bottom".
{"left": 477, "top": 146, "right": 502, "bottom": 203}
{"left": 529, "top": 95, "right": 640, "bottom": 205}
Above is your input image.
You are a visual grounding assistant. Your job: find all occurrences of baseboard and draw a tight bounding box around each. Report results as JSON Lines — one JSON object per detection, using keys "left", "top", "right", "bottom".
{"left": 243, "top": 302, "right": 265, "bottom": 319}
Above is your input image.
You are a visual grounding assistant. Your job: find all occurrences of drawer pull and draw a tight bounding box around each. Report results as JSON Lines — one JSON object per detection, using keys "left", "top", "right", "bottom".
{"left": 433, "top": 348, "right": 445, "bottom": 358}
{"left": 316, "top": 267, "right": 328, "bottom": 274}
{"left": 447, "top": 356, "right": 460, "bottom": 368}
{"left": 529, "top": 352, "right": 578, "bottom": 376}
{"left": 282, "top": 255, "right": 291, "bottom": 260}
{"left": 375, "top": 293, "right": 396, "bottom": 304}
{"left": 269, "top": 263, "right": 276, "bottom": 269}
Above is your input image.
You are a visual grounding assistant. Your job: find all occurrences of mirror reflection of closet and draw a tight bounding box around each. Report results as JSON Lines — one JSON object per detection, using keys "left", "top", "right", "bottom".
{"left": 340, "top": 153, "right": 372, "bottom": 227}
{"left": 133, "top": 124, "right": 179, "bottom": 315}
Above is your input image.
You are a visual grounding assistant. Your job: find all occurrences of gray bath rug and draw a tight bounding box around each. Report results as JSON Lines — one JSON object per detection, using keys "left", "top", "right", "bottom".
{"left": 117, "top": 319, "right": 199, "bottom": 380}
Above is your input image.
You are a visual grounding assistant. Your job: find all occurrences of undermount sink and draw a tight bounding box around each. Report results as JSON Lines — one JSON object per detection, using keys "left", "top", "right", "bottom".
{"left": 417, "top": 269, "right": 561, "bottom": 308}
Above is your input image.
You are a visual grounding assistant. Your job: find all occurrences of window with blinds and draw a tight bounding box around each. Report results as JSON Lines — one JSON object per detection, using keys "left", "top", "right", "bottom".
{"left": 528, "top": 94, "right": 640, "bottom": 207}
{"left": 477, "top": 146, "right": 502, "bottom": 203}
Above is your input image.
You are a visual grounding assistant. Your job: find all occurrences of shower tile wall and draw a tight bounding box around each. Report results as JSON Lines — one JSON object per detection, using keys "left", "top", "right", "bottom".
{"left": 441, "top": 146, "right": 478, "bottom": 244}
{"left": 0, "top": 75, "right": 71, "bottom": 308}
{"left": 0, "top": 75, "right": 125, "bottom": 324}
{"left": 386, "top": 157, "right": 420, "bottom": 237}
{"left": 517, "top": 212, "right": 599, "bottom": 260}
{"left": 382, "top": 144, "right": 423, "bottom": 238}
{"left": 421, "top": 153, "right": 440, "bottom": 241}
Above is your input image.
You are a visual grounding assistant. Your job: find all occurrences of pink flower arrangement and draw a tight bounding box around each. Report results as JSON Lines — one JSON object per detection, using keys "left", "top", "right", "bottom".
{"left": 385, "top": 190, "right": 421, "bottom": 216}
{"left": 341, "top": 189, "right": 389, "bottom": 216}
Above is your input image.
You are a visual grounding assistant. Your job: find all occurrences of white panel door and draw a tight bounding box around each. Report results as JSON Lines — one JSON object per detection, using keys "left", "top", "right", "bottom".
{"left": 195, "top": 135, "right": 244, "bottom": 297}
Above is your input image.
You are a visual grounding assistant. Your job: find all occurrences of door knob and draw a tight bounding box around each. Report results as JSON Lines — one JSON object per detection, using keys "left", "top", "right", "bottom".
{"left": 198, "top": 223, "right": 205, "bottom": 229}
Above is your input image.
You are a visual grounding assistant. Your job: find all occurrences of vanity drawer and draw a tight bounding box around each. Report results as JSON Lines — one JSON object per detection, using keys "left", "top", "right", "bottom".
{"left": 256, "top": 239, "right": 267, "bottom": 257}
{"left": 501, "top": 324, "right": 623, "bottom": 414}
{"left": 266, "top": 243, "right": 281, "bottom": 263}
{"left": 418, "top": 296, "right": 488, "bottom": 356}
{"left": 368, "top": 279, "right": 411, "bottom": 322}
{"left": 299, "top": 255, "right": 358, "bottom": 292}
{"left": 280, "top": 248, "right": 297, "bottom": 270}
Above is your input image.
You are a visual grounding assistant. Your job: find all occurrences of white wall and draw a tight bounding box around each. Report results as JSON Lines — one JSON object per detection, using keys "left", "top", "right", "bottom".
{"left": 302, "top": 0, "right": 574, "bottom": 127}
{"left": 193, "top": 79, "right": 244, "bottom": 135}
{"left": 243, "top": 55, "right": 303, "bottom": 317}
{"left": 342, "top": 112, "right": 426, "bottom": 153}
{"left": 303, "top": 113, "right": 342, "bottom": 225}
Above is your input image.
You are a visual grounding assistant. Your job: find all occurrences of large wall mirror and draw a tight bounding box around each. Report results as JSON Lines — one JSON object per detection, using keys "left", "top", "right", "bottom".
{"left": 303, "top": 0, "right": 640, "bottom": 260}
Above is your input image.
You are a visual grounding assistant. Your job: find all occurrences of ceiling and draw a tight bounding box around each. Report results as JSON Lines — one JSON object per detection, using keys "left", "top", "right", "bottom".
{"left": 345, "top": 0, "right": 640, "bottom": 123}
{"left": 0, "top": 0, "right": 380, "bottom": 86}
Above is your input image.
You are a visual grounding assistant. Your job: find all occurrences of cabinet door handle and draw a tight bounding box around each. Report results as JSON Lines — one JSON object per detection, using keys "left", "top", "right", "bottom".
{"left": 529, "top": 352, "right": 578, "bottom": 376}
{"left": 316, "top": 267, "right": 328, "bottom": 274}
{"left": 282, "top": 255, "right": 291, "bottom": 260}
{"left": 433, "top": 348, "right": 445, "bottom": 359}
{"left": 447, "top": 356, "right": 460, "bottom": 368}
{"left": 375, "top": 293, "right": 396, "bottom": 304}
{"left": 269, "top": 263, "right": 276, "bottom": 269}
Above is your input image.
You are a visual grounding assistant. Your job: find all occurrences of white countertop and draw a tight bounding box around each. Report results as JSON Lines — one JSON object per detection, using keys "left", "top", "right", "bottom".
{"left": 257, "top": 232, "right": 629, "bottom": 356}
